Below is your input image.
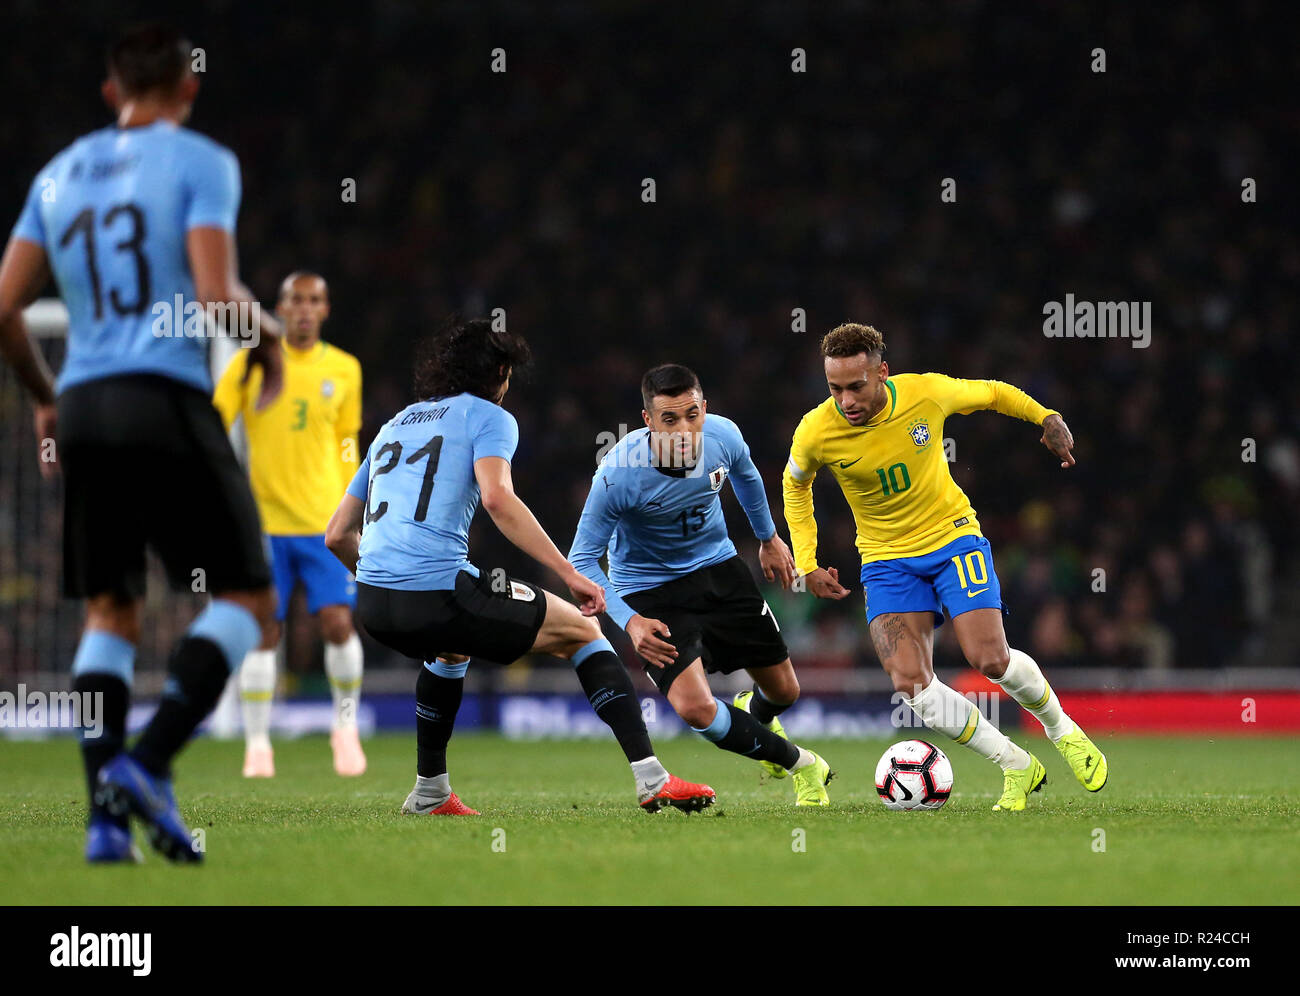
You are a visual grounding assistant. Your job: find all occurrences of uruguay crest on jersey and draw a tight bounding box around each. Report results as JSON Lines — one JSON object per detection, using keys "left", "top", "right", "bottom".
{"left": 709, "top": 465, "right": 728, "bottom": 491}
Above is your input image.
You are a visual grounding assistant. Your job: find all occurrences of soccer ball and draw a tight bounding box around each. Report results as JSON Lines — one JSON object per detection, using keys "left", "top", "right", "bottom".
{"left": 875, "top": 740, "right": 953, "bottom": 811}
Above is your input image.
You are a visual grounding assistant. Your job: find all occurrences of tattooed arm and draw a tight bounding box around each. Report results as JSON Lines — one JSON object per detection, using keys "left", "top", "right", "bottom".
{"left": 1039, "top": 413, "right": 1076, "bottom": 468}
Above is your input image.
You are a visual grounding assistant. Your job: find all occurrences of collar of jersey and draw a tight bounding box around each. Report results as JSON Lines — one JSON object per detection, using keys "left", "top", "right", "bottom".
{"left": 644, "top": 435, "right": 701, "bottom": 478}
{"left": 835, "top": 379, "right": 895, "bottom": 428}
{"left": 282, "top": 339, "right": 325, "bottom": 364}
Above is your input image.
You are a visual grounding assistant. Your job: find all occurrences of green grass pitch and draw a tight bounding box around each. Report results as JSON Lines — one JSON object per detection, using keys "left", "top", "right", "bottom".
{"left": 3, "top": 733, "right": 1298, "bottom": 905}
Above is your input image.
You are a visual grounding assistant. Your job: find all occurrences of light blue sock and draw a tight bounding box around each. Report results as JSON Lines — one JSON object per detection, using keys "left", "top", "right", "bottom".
{"left": 691, "top": 696, "right": 732, "bottom": 742}
{"left": 188, "top": 600, "right": 261, "bottom": 673}
{"left": 572, "top": 638, "right": 614, "bottom": 667}
{"left": 425, "top": 658, "right": 469, "bottom": 679}
{"left": 71, "top": 631, "right": 136, "bottom": 685}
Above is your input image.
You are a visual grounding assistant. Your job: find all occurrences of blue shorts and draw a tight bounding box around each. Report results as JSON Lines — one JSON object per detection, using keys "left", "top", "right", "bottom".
{"left": 268, "top": 534, "right": 357, "bottom": 621}
{"left": 860, "top": 534, "right": 1006, "bottom": 627}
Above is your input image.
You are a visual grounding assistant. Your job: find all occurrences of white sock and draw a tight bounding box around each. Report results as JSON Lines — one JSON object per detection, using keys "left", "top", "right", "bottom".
{"left": 414, "top": 773, "right": 451, "bottom": 805}
{"left": 209, "top": 673, "right": 242, "bottom": 739}
{"left": 790, "top": 747, "right": 816, "bottom": 771}
{"left": 907, "top": 678, "right": 1031, "bottom": 771}
{"left": 631, "top": 755, "right": 669, "bottom": 798}
{"left": 992, "top": 648, "right": 1074, "bottom": 741}
{"left": 240, "top": 649, "right": 277, "bottom": 750}
{"left": 324, "top": 632, "right": 364, "bottom": 730}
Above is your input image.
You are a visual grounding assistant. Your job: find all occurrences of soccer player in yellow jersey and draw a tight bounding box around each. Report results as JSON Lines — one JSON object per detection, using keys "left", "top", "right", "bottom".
{"left": 213, "top": 272, "right": 366, "bottom": 778}
{"left": 783, "top": 323, "right": 1108, "bottom": 811}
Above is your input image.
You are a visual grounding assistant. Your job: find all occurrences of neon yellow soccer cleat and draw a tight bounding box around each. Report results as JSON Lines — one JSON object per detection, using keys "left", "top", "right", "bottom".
{"left": 992, "top": 754, "right": 1047, "bottom": 812}
{"left": 734, "top": 690, "right": 790, "bottom": 779}
{"left": 1054, "top": 724, "right": 1108, "bottom": 792}
{"left": 792, "top": 751, "right": 834, "bottom": 806}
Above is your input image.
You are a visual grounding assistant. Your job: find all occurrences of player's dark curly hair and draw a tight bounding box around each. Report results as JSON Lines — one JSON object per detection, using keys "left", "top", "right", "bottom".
{"left": 107, "top": 23, "right": 192, "bottom": 97}
{"left": 413, "top": 318, "right": 532, "bottom": 402}
{"left": 822, "top": 323, "right": 886, "bottom": 360}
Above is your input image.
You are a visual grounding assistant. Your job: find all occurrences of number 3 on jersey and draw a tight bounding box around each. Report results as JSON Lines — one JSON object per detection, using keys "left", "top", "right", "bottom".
{"left": 364, "top": 435, "right": 444, "bottom": 524}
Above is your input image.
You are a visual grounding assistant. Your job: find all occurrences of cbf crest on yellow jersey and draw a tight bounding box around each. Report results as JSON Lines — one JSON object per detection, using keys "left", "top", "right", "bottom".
{"left": 782, "top": 373, "right": 1057, "bottom": 572}
{"left": 213, "top": 340, "right": 362, "bottom": 535}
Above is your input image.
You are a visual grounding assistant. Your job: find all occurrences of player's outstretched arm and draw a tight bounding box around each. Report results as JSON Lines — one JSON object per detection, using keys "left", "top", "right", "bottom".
{"left": 1039, "top": 412, "right": 1076, "bottom": 468}
{"left": 782, "top": 422, "right": 850, "bottom": 599}
{"left": 475, "top": 456, "right": 606, "bottom": 615}
{"left": 567, "top": 467, "right": 677, "bottom": 666}
{"left": 187, "top": 226, "right": 284, "bottom": 410}
{"left": 938, "top": 375, "right": 1072, "bottom": 466}
{"left": 0, "top": 237, "right": 58, "bottom": 476}
{"left": 724, "top": 431, "right": 797, "bottom": 589}
{"left": 782, "top": 453, "right": 833, "bottom": 589}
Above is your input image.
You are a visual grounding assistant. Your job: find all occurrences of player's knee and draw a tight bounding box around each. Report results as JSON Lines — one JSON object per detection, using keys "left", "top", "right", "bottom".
{"left": 260, "top": 618, "right": 282, "bottom": 651}
{"left": 85, "top": 593, "right": 141, "bottom": 645}
{"left": 969, "top": 642, "right": 1010, "bottom": 678}
{"left": 319, "top": 607, "right": 353, "bottom": 645}
{"left": 562, "top": 615, "right": 603, "bottom": 658}
{"left": 674, "top": 694, "right": 718, "bottom": 730}
{"left": 772, "top": 668, "right": 800, "bottom": 705}
{"left": 888, "top": 665, "right": 929, "bottom": 699}
{"left": 216, "top": 587, "right": 277, "bottom": 638}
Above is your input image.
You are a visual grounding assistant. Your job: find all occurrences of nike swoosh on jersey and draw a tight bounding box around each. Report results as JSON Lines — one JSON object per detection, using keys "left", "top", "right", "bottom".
{"left": 838, "top": 457, "right": 863, "bottom": 468}
{"left": 967, "top": 587, "right": 989, "bottom": 597}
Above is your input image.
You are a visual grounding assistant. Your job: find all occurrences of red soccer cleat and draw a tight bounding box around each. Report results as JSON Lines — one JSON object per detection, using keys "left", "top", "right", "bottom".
{"left": 639, "top": 774, "right": 716, "bottom": 814}
{"left": 429, "top": 792, "right": 480, "bottom": 816}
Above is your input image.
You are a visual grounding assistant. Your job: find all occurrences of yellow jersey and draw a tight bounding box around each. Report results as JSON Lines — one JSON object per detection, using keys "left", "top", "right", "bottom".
{"left": 782, "top": 373, "right": 1057, "bottom": 571}
{"left": 213, "top": 339, "right": 362, "bottom": 536}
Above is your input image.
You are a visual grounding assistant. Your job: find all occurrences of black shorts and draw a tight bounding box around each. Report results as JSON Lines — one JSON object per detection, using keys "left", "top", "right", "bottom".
{"left": 58, "top": 374, "right": 271, "bottom": 599}
{"left": 356, "top": 570, "right": 548, "bottom": 666}
{"left": 622, "top": 555, "right": 789, "bottom": 694}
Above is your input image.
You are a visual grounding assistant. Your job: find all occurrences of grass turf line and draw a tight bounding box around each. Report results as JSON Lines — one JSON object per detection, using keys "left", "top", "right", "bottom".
{"left": 2, "top": 733, "right": 1297, "bottom": 905}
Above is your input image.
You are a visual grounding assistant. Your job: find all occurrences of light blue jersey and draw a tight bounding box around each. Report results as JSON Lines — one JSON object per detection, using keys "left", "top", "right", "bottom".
{"left": 568, "top": 414, "right": 777, "bottom": 628}
{"left": 11, "top": 120, "right": 241, "bottom": 394}
{"left": 347, "top": 393, "right": 518, "bottom": 590}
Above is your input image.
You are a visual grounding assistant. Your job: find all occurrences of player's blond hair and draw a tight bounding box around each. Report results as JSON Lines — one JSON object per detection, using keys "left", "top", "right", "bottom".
{"left": 821, "top": 323, "right": 886, "bottom": 360}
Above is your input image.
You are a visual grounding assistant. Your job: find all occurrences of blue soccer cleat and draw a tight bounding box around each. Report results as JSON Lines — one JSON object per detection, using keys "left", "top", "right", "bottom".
{"left": 95, "top": 754, "right": 202, "bottom": 863}
{"left": 85, "top": 816, "right": 144, "bottom": 864}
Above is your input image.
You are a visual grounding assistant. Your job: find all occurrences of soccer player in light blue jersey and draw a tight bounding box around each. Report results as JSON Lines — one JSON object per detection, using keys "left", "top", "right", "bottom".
{"left": 0, "top": 24, "right": 285, "bottom": 862}
{"left": 568, "top": 364, "right": 834, "bottom": 805}
{"left": 326, "top": 320, "right": 714, "bottom": 814}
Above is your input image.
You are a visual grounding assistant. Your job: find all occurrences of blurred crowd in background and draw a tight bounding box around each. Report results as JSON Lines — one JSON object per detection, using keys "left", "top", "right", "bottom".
{"left": 2, "top": 1, "right": 1296, "bottom": 678}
